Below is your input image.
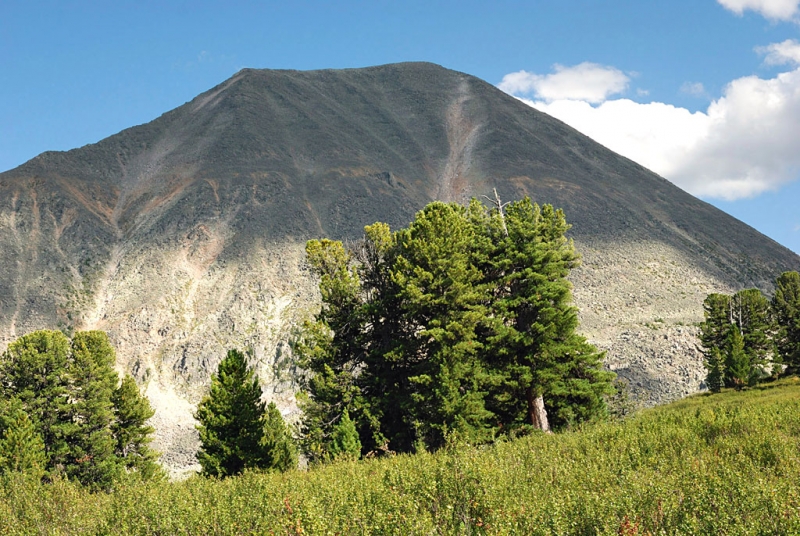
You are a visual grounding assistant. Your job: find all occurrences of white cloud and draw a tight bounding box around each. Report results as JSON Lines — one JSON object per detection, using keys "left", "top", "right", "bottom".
{"left": 680, "top": 82, "right": 707, "bottom": 97}
{"left": 498, "top": 63, "right": 629, "bottom": 104}
{"left": 717, "top": 0, "right": 800, "bottom": 20}
{"left": 757, "top": 39, "right": 800, "bottom": 65}
{"left": 501, "top": 58, "right": 800, "bottom": 200}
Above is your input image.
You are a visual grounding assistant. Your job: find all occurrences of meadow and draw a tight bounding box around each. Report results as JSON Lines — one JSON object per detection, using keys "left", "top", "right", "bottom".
{"left": 2, "top": 378, "right": 799, "bottom": 535}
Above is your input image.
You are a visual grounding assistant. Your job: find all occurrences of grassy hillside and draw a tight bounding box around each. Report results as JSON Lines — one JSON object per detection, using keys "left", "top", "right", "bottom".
{"left": 2, "top": 379, "right": 800, "bottom": 535}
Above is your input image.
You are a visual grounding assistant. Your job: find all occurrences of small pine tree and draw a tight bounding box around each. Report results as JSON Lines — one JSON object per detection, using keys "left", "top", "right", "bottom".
{"left": 700, "top": 294, "right": 733, "bottom": 353}
{"left": 112, "top": 375, "right": 161, "bottom": 480}
{"left": 0, "top": 403, "right": 46, "bottom": 478}
{"left": 195, "top": 349, "right": 268, "bottom": 477}
{"left": 328, "top": 410, "right": 361, "bottom": 460}
{"left": 704, "top": 347, "right": 725, "bottom": 393}
{"left": 261, "top": 402, "right": 297, "bottom": 472}
{"left": 727, "top": 326, "right": 752, "bottom": 390}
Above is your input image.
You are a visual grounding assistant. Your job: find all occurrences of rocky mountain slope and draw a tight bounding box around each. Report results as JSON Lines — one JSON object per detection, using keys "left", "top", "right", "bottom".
{"left": 1, "top": 62, "right": 798, "bottom": 474}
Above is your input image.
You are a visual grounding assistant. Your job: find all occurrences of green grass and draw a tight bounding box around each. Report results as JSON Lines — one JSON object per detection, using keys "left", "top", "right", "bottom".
{"left": 3, "top": 378, "right": 800, "bottom": 535}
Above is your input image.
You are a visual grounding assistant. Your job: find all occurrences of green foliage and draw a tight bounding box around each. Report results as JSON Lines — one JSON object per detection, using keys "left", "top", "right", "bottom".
{"left": 261, "top": 402, "right": 298, "bottom": 473}
{"left": 483, "top": 199, "right": 613, "bottom": 430}
{"left": 704, "top": 347, "right": 725, "bottom": 393}
{"left": 0, "top": 400, "right": 46, "bottom": 478}
{"left": 773, "top": 271, "right": 800, "bottom": 374}
{"left": 296, "top": 239, "right": 369, "bottom": 462}
{"left": 0, "top": 330, "right": 72, "bottom": 471}
{"left": 390, "top": 201, "right": 493, "bottom": 448}
{"left": 0, "top": 330, "right": 159, "bottom": 489}
{"left": 700, "top": 293, "right": 732, "bottom": 370}
{"left": 112, "top": 376, "right": 160, "bottom": 480}
{"left": 3, "top": 379, "right": 800, "bottom": 534}
{"left": 700, "top": 287, "right": 780, "bottom": 390}
{"left": 328, "top": 410, "right": 362, "bottom": 461}
{"left": 731, "top": 288, "right": 773, "bottom": 375}
{"left": 196, "top": 349, "right": 297, "bottom": 477}
{"left": 64, "top": 331, "right": 121, "bottom": 489}
{"left": 726, "top": 325, "right": 754, "bottom": 390}
{"left": 297, "top": 197, "right": 614, "bottom": 458}
{"left": 196, "top": 349, "right": 268, "bottom": 477}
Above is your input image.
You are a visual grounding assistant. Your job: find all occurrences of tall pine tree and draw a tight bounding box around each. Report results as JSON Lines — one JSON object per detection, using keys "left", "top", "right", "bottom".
{"left": 731, "top": 289, "right": 774, "bottom": 377}
{"left": 196, "top": 349, "right": 267, "bottom": 477}
{"left": 390, "top": 202, "right": 494, "bottom": 449}
{"left": 483, "top": 198, "right": 612, "bottom": 431}
{"left": 0, "top": 330, "right": 160, "bottom": 487}
{"left": 297, "top": 197, "right": 613, "bottom": 457}
{"left": 296, "top": 238, "right": 370, "bottom": 461}
{"left": 773, "top": 271, "right": 800, "bottom": 374}
{"left": 0, "top": 330, "right": 72, "bottom": 474}
{"left": 65, "top": 331, "right": 121, "bottom": 489}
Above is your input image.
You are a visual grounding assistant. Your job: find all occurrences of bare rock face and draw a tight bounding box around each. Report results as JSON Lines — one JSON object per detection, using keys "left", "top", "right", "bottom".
{"left": 1, "top": 62, "right": 798, "bottom": 475}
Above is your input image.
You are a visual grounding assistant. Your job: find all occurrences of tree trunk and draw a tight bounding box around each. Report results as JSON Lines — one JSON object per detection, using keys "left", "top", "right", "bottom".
{"left": 526, "top": 386, "right": 550, "bottom": 432}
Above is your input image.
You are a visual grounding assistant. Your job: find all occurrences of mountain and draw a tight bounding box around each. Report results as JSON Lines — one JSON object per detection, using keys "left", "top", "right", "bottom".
{"left": 2, "top": 62, "right": 798, "bottom": 474}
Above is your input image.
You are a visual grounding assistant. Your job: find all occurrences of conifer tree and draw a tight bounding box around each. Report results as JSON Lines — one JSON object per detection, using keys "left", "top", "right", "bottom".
{"left": 700, "top": 289, "right": 777, "bottom": 389}
{"left": 704, "top": 347, "right": 725, "bottom": 393}
{"left": 298, "top": 197, "right": 613, "bottom": 456}
{"left": 195, "top": 349, "right": 268, "bottom": 477}
{"left": 328, "top": 410, "right": 362, "bottom": 460}
{"left": 731, "top": 288, "right": 774, "bottom": 377}
{"left": 112, "top": 375, "right": 161, "bottom": 479}
{"left": 261, "top": 402, "right": 298, "bottom": 472}
{"left": 0, "top": 330, "right": 72, "bottom": 475}
{"left": 700, "top": 294, "right": 733, "bottom": 361}
{"left": 727, "top": 325, "right": 753, "bottom": 390}
{"left": 390, "top": 202, "right": 494, "bottom": 448}
{"left": 0, "top": 401, "right": 46, "bottom": 477}
{"left": 773, "top": 271, "right": 800, "bottom": 374}
{"left": 296, "top": 238, "right": 370, "bottom": 461}
{"left": 65, "top": 331, "right": 121, "bottom": 488}
{"left": 0, "top": 330, "right": 160, "bottom": 486}
{"left": 483, "top": 198, "right": 613, "bottom": 431}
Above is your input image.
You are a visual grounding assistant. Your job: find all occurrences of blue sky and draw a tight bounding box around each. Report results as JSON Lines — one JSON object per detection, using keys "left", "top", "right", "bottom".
{"left": 2, "top": 0, "right": 799, "bottom": 253}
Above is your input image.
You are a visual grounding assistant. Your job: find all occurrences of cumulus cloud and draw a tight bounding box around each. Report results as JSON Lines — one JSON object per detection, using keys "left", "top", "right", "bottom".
{"left": 717, "top": 0, "right": 800, "bottom": 20}
{"left": 500, "top": 59, "right": 800, "bottom": 200}
{"left": 498, "top": 63, "right": 629, "bottom": 104}
{"left": 757, "top": 39, "right": 800, "bottom": 65}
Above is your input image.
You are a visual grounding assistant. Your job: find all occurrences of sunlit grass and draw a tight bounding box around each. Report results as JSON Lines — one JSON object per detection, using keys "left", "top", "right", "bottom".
{"left": 2, "top": 378, "right": 799, "bottom": 535}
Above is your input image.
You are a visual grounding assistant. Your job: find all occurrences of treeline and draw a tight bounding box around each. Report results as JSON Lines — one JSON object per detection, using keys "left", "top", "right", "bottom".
{"left": 0, "top": 330, "right": 159, "bottom": 489}
{"left": 0, "top": 196, "right": 615, "bottom": 486}
{"left": 700, "top": 271, "right": 800, "bottom": 391}
{"left": 0, "top": 331, "right": 300, "bottom": 486}
{"left": 296, "top": 197, "right": 614, "bottom": 461}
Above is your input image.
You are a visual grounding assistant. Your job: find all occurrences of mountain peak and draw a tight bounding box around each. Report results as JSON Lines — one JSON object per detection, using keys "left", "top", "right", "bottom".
{"left": 1, "top": 63, "right": 798, "bottom": 474}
